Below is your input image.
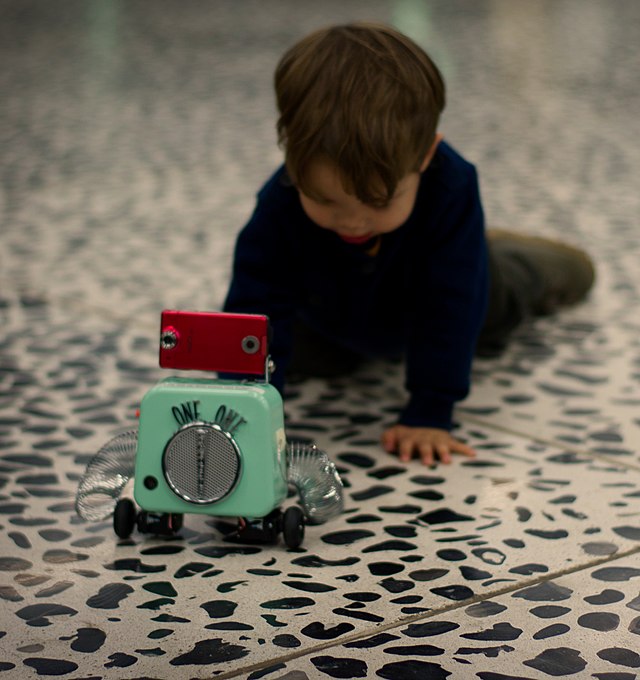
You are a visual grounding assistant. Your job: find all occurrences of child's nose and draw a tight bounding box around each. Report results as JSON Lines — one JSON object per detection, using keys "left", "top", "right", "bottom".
{"left": 334, "top": 210, "right": 367, "bottom": 231}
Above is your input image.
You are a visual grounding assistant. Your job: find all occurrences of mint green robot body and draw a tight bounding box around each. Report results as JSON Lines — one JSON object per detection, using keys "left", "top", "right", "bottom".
{"left": 133, "top": 377, "right": 288, "bottom": 519}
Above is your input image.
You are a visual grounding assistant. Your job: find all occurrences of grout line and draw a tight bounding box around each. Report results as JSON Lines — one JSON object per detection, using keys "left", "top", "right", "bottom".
{"left": 215, "top": 543, "right": 640, "bottom": 680}
{"left": 459, "top": 413, "right": 640, "bottom": 472}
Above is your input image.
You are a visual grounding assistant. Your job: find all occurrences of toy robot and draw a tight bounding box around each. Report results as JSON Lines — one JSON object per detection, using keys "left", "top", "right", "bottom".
{"left": 76, "top": 311, "right": 344, "bottom": 549}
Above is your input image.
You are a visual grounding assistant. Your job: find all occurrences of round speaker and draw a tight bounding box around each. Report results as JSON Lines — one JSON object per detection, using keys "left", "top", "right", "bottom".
{"left": 163, "top": 422, "right": 241, "bottom": 504}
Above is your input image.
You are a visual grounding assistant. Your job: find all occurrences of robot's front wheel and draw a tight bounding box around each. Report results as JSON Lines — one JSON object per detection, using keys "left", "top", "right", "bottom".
{"left": 283, "top": 506, "right": 305, "bottom": 549}
{"left": 113, "top": 499, "right": 183, "bottom": 538}
{"left": 113, "top": 498, "right": 137, "bottom": 539}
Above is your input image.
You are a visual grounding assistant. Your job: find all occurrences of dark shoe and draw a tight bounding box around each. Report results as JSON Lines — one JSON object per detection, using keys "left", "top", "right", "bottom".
{"left": 487, "top": 229, "right": 595, "bottom": 315}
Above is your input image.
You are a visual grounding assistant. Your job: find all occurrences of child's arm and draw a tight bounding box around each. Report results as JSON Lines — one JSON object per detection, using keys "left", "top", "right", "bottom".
{"left": 223, "top": 171, "right": 299, "bottom": 390}
{"left": 382, "top": 425, "right": 475, "bottom": 466}
{"left": 396, "top": 155, "right": 488, "bottom": 462}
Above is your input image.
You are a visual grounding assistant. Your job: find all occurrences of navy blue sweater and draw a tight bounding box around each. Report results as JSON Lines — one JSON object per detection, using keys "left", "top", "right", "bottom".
{"left": 223, "top": 141, "right": 489, "bottom": 430}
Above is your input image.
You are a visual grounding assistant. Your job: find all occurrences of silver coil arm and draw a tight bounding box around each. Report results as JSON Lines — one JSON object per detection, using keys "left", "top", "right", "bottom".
{"left": 286, "top": 442, "right": 344, "bottom": 524}
{"left": 75, "top": 430, "right": 138, "bottom": 521}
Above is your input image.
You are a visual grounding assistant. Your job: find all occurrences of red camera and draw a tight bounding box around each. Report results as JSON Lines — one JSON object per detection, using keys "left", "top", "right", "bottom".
{"left": 158, "top": 310, "right": 269, "bottom": 375}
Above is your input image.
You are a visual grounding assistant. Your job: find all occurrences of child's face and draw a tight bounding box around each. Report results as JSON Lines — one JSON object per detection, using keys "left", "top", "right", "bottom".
{"left": 297, "top": 136, "right": 441, "bottom": 244}
{"left": 298, "top": 161, "right": 422, "bottom": 244}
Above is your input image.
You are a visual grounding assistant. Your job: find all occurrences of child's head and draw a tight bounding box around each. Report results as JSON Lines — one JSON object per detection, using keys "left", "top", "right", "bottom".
{"left": 274, "top": 22, "right": 446, "bottom": 207}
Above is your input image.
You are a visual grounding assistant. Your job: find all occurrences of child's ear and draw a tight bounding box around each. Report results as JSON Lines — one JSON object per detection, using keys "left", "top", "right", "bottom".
{"left": 419, "top": 133, "right": 444, "bottom": 171}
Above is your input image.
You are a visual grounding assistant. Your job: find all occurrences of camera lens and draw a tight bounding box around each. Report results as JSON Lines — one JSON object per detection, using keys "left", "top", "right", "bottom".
{"left": 241, "top": 335, "right": 260, "bottom": 354}
{"left": 160, "top": 328, "right": 178, "bottom": 350}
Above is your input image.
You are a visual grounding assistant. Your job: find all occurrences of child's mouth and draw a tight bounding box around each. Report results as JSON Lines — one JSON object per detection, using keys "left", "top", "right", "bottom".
{"left": 338, "top": 233, "right": 374, "bottom": 245}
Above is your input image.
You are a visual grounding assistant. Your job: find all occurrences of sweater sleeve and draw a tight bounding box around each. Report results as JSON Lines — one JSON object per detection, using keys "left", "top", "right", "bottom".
{"left": 222, "top": 172, "right": 298, "bottom": 392}
{"left": 400, "top": 164, "right": 488, "bottom": 430}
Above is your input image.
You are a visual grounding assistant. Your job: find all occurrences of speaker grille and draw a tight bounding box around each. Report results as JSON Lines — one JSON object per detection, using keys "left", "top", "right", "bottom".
{"left": 163, "top": 423, "right": 240, "bottom": 504}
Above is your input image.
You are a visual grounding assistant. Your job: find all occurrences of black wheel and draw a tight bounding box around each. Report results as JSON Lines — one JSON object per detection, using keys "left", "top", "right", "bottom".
{"left": 283, "top": 506, "right": 305, "bottom": 549}
{"left": 113, "top": 498, "right": 137, "bottom": 539}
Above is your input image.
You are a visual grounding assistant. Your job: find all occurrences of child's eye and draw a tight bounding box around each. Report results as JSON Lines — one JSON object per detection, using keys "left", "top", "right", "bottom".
{"left": 304, "top": 193, "right": 333, "bottom": 206}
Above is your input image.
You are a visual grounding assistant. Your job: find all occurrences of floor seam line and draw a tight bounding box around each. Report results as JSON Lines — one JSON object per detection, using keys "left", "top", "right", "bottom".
{"left": 217, "top": 543, "right": 640, "bottom": 679}
{"left": 458, "top": 414, "right": 640, "bottom": 472}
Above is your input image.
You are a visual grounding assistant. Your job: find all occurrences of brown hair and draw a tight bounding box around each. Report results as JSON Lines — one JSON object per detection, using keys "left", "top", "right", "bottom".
{"left": 274, "top": 22, "right": 446, "bottom": 205}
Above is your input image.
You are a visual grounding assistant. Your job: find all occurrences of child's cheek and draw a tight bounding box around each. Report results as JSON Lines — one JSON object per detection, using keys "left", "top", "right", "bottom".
{"left": 305, "top": 206, "right": 325, "bottom": 227}
{"left": 300, "top": 197, "right": 323, "bottom": 226}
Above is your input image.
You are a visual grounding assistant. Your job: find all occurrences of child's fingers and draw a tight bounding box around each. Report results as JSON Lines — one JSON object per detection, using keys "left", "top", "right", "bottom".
{"left": 452, "top": 440, "right": 476, "bottom": 458}
{"left": 399, "top": 438, "right": 415, "bottom": 462}
{"left": 433, "top": 444, "right": 452, "bottom": 465}
{"left": 382, "top": 427, "right": 476, "bottom": 465}
{"left": 418, "top": 443, "right": 435, "bottom": 466}
{"left": 381, "top": 429, "right": 398, "bottom": 453}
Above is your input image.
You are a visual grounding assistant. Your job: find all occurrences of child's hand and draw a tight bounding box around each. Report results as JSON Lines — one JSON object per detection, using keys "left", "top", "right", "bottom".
{"left": 381, "top": 425, "right": 476, "bottom": 466}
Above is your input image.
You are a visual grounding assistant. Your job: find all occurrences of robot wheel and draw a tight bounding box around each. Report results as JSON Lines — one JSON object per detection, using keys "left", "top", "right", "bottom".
{"left": 113, "top": 498, "right": 183, "bottom": 539}
{"left": 113, "top": 498, "right": 137, "bottom": 538}
{"left": 282, "top": 506, "right": 305, "bottom": 549}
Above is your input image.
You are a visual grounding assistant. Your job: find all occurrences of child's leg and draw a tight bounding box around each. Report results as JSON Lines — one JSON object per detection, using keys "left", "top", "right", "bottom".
{"left": 477, "top": 229, "right": 595, "bottom": 357}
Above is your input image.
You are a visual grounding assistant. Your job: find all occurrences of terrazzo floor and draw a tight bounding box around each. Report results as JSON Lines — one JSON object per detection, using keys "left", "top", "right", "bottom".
{"left": 1, "top": 1, "right": 640, "bottom": 678}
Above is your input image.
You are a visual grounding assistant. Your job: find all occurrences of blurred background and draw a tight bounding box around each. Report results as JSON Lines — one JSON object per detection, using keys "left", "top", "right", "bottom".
{"left": 2, "top": 0, "right": 638, "bottom": 330}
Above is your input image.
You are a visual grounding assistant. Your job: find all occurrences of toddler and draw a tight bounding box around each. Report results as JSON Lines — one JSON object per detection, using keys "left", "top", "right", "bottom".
{"left": 223, "top": 23, "right": 595, "bottom": 465}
